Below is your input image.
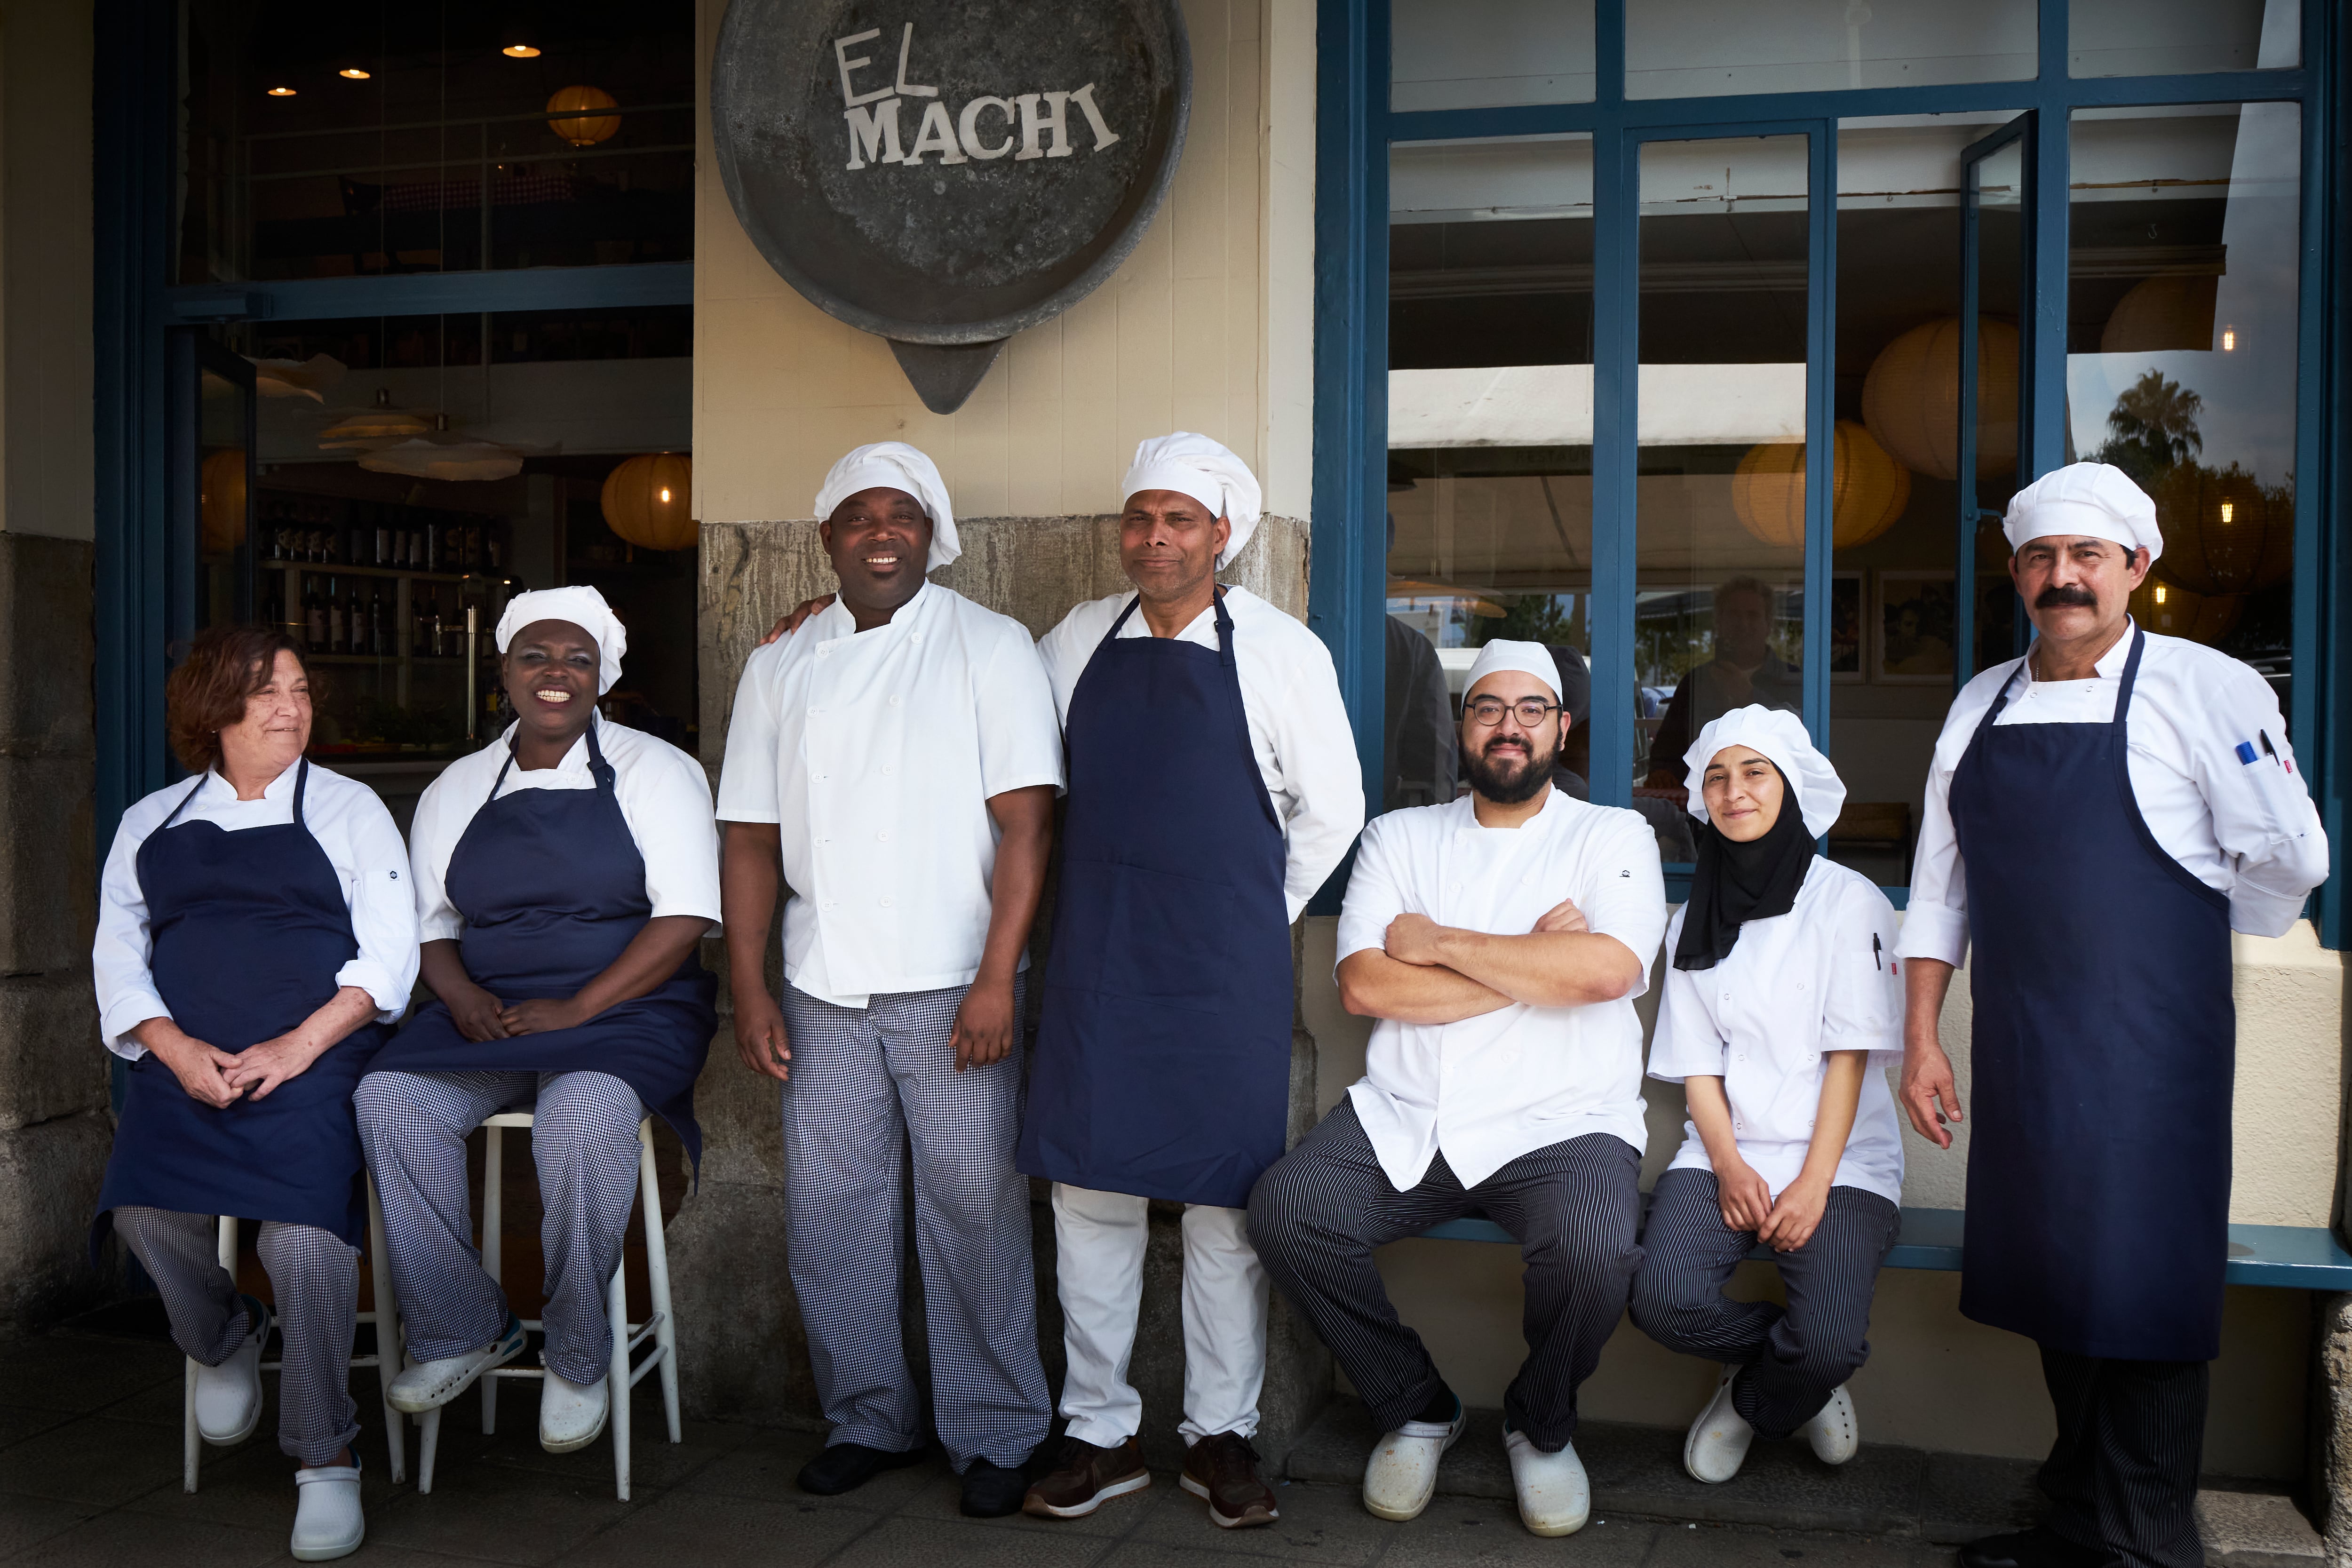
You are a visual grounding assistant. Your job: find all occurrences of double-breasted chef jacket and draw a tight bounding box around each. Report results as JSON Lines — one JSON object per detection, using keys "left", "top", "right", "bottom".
{"left": 1335, "top": 788, "right": 1669, "bottom": 1195}
{"left": 1649, "top": 857, "right": 1905, "bottom": 1206}
{"left": 716, "top": 580, "right": 1066, "bottom": 1006}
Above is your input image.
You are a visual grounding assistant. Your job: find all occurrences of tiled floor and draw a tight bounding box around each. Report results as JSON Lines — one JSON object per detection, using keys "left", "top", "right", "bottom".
{"left": 0, "top": 1323, "right": 1993, "bottom": 1568}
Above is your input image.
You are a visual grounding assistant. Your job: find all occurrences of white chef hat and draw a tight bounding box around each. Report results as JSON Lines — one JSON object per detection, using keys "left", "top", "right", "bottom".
{"left": 496, "top": 585, "right": 628, "bottom": 695}
{"left": 1683, "top": 704, "right": 1846, "bottom": 840}
{"left": 1463, "top": 639, "right": 1562, "bottom": 705}
{"left": 1121, "top": 433, "right": 1264, "bottom": 568}
{"left": 813, "top": 441, "right": 961, "bottom": 570}
{"left": 2001, "top": 462, "right": 2163, "bottom": 563}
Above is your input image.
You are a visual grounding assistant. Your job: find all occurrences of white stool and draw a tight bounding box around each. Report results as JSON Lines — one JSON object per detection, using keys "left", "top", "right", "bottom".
{"left": 183, "top": 1175, "right": 407, "bottom": 1492}
{"left": 412, "top": 1111, "right": 680, "bottom": 1502}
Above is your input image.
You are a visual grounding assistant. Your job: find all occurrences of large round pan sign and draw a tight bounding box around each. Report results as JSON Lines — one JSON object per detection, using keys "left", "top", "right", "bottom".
{"left": 711, "top": 0, "right": 1190, "bottom": 413}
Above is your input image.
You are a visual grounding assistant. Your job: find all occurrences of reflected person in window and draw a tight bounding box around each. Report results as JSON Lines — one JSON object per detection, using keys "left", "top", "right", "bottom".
{"left": 1644, "top": 576, "right": 1803, "bottom": 788}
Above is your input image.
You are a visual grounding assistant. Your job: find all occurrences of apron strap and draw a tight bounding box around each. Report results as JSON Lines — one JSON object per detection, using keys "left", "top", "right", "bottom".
{"left": 1106, "top": 594, "right": 1143, "bottom": 637}
{"left": 289, "top": 757, "right": 310, "bottom": 829}
{"left": 584, "top": 718, "right": 618, "bottom": 795}
{"left": 484, "top": 740, "right": 520, "bottom": 809}
{"left": 159, "top": 772, "right": 209, "bottom": 830}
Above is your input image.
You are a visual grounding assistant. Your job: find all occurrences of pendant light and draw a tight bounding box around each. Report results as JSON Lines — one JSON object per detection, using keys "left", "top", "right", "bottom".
{"left": 601, "top": 453, "right": 697, "bottom": 550}
{"left": 547, "top": 86, "right": 622, "bottom": 148}
{"left": 1730, "top": 420, "right": 1911, "bottom": 551}
{"left": 1860, "top": 317, "right": 2021, "bottom": 482}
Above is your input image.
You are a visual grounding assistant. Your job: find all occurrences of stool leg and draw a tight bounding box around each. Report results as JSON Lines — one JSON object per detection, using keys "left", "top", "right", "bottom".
{"left": 183, "top": 1356, "right": 200, "bottom": 1492}
{"left": 637, "top": 1122, "right": 681, "bottom": 1444}
{"left": 608, "top": 1256, "right": 630, "bottom": 1501}
{"left": 418, "top": 1406, "right": 440, "bottom": 1494}
{"left": 482, "top": 1123, "right": 503, "bottom": 1437}
{"left": 366, "top": 1174, "right": 407, "bottom": 1484}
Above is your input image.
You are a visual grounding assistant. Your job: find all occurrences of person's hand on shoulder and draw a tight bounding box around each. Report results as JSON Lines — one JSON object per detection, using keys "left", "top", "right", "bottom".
{"left": 759, "top": 595, "right": 837, "bottom": 646}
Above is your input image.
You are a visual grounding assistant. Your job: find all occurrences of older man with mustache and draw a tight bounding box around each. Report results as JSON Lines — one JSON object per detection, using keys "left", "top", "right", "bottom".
{"left": 1897, "top": 463, "right": 2327, "bottom": 1568}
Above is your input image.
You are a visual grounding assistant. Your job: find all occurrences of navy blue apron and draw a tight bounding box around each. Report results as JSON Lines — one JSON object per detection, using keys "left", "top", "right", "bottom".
{"left": 1018, "top": 590, "right": 1295, "bottom": 1209}
{"left": 368, "top": 723, "right": 715, "bottom": 1166}
{"left": 94, "top": 761, "right": 390, "bottom": 1254}
{"left": 1949, "top": 629, "right": 2234, "bottom": 1362}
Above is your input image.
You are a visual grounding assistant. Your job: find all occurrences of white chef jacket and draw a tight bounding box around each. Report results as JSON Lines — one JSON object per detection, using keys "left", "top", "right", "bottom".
{"left": 717, "top": 582, "right": 1065, "bottom": 1007}
{"left": 95, "top": 762, "right": 420, "bottom": 1059}
{"left": 1037, "top": 586, "right": 1366, "bottom": 922}
{"left": 1648, "top": 858, "right": 1906, "bottom": 1208}
{"left": 1334, "top": 789, "right": 1669, "bottom": 1193}
{"left": 1899, "top": 622, "right": 2328, "bottom": 969}
{"left": 410, "top": 712, "right": 722, "bottom": 942}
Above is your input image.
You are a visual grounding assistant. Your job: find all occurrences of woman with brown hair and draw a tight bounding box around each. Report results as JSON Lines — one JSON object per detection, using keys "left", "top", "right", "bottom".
{"left": 91, "top": 625, "right": 418, "bottom": 1562}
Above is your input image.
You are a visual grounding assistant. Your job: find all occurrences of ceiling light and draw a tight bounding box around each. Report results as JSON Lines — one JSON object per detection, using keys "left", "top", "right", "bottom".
{"left": 2154, "top": 584, "right": 2168, "bottom": 605}
{"left": 2219, "top": 501, "right": 2235, "bottom": 525}
{"left": 267, "top": 85, "right": 296, "bottom": 96}
{"left": 339, "top": 67, "right": 371, "bottom": 80}
{"left": 502, "top": 44, "right": 541, "bottom": 57}
{"left": 2221, "top": 326, "right": 2238, "bottom": 351}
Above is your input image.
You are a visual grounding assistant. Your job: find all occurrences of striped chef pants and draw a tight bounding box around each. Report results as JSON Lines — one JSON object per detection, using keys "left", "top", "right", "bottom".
{"left": 1630, "top": 1166, "right": 1900, "bottom": 1439}
{"left": 355, "top": 1069, "right": 643, "bottom": 1385}
{"left": 111, "top": 1205, "right": 360, "bottom": 1466}
{"left": 1247, "top": 1098, "right": 1643, "bottom": 1453}
{"left": 779, "top": 980, "right": 1050, "bottom": 1474}
{"left": 2038, "top": 1348, "right": 2208, "bottom": 1568}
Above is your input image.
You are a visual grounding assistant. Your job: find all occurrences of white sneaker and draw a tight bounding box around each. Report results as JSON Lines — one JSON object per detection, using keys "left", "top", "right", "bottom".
{"left": 195, "top": 1297, "right": 271, "bottom": 1445}
{"left": 1361, "top": 1398, "right": 1464, "bottom": 1522}
{"left": 289, "top": 1460, "right": 364, "bottom": 1561}
{"left": 1503, "top": 1427, "right": 1590, "bottom": 1537}
{"left": 1683, "top": 1367, "right": 1755, "bottom": 1484}
{"left": 539, "top": 1367, "right": 610, "bottom": 1454}
{"left": 1802, "top": 1384, "right": 1859, "bottom": 1465}
{"left": 387, "top": 1316, "right": 525, "bottom": 1414}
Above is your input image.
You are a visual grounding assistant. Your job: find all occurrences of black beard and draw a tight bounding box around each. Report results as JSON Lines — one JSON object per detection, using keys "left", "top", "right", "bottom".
{"left": 1461, "top": 734, "right": 1557, "bottom": 805}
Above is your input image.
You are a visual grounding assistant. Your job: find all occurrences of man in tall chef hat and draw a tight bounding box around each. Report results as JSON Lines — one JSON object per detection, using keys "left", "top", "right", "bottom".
{"left": 1016, "top": 434, "right": 1366, "bottom": 1530}
{"left": 718, "top": 442, "right": 1066, "bottom": 1519}
{"left": 1897, "top": 463, "right": 2327, "bottom": 1568}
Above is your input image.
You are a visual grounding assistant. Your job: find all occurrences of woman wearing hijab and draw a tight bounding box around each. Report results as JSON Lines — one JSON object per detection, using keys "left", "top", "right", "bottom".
{"left": 356, "top": 587, "right": 720, "bottom": 1458}
{"left": 1629, "top": 705, "right": 1905, "bottom": 1485}
{"left": 92, "top": 625, "right": 419, "bottom": 1561}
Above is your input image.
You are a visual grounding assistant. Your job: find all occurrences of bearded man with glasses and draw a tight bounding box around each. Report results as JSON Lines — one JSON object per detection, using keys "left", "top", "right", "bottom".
{"left": 1247, "top": 638, "right": 1668, "bottom": 1540}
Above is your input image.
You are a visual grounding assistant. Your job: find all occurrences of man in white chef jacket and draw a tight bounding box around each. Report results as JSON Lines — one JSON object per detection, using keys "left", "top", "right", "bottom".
{"left": 1899, "top": 463, "right": 2327, "bottom": 1568}
{"left": 1248, "top": 639, "right": 1667, "bottom": 1539}
{"left": 717, "top": 442, "right": 1066, "bottom": 1520}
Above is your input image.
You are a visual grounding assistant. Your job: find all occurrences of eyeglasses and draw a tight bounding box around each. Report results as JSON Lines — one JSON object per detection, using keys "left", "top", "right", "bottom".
{"left": 1466, "top": 696, "right": 1562, "bottom": 727}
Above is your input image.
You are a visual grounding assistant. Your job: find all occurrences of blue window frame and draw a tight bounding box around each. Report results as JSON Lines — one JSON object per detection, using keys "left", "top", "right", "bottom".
{"left": 1311, "top": 0, "right": 2340, "bottom": 941}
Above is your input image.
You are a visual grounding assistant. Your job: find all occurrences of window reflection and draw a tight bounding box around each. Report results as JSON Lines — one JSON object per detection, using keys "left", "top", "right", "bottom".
{"left": 2068, "top": 0, "right": 2297, "bottom": 77}
{"left": 1627, "top": 0, "right": 2034, "bottom": 100}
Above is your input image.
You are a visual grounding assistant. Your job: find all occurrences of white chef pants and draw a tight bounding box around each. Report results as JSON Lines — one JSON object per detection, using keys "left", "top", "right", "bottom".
{"left": 1051, "top": 1183, "right": 1268, "bottom": 1449}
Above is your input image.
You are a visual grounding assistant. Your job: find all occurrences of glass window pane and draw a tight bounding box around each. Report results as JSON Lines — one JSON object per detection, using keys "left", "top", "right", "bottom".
{"left": 2068, "top": 104, "right": 2301, "bottom": 722}
{"left": 2069, "top": 0, "right": 2298, "bottom": 77}
{"left": 1391, "top": 0, "right": 1597, "bottom": 112}
{"left": 1387, "top": 136, "right": 1593, "bottom": 814}
{"left": 1626, "top": 0, "right": 2034, "bottom": 100}
{"left": 1635, "top": 135, "right": 1808, "bottom": 861}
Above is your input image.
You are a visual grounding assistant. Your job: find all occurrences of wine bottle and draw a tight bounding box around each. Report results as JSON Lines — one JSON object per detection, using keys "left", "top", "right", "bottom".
{"left": 347, "top": 579, "right": 366, "bottom": 656}
{"left": 304, "top": 577, "right": 326, "bottom": 649}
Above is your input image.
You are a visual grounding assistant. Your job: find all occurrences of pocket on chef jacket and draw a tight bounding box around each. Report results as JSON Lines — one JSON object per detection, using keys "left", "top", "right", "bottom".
{"left": 1063, "top": 861, "right": 1235, "bottom": 1009}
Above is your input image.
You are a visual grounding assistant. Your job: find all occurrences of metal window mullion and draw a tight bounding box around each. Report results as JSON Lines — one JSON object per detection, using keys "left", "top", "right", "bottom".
{"left": 2292, "top": 0, "right": 2335, "bottom": 940}
{"left": 1588, "top": 119, "right": 1637, "bottom": 808}
{"left": 1802, "top": 122, "right": 1836, "bottom": 754}
{"left": 2029, "top": 0, "right": 2069, "bottom": 478}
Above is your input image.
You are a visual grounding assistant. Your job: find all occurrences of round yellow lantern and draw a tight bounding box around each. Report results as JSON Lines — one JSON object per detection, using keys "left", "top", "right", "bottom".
{"left": 2129, "top": 575, "right": 2241, "bottom": 645}
{"left": 199, "top": 448, "right": 247, "bottom": 557}
{"left": 601, "top": 453, "right": 696, "bottom": 551}
{"left": 2151, "top": 465, "right": 2291, "bottom": 597}
{"left": 1729, "top": 420, "right": 1911, "bottom": 551}
{"left": 1860, "top": 316, "right": 2021, "bottom": 482}
{"left": 546, "top": 86, "right": 621, "bottom": 148}
{"left": 2099, "top": 273, "right": 2219, "bottom": 354}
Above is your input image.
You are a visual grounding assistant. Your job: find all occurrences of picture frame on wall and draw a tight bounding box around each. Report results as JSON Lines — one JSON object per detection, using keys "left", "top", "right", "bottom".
{"left": 1873, "top": 570, "right": 1956, "bottom": 685}
{"left": 1829, "top": 572, "right": 1864, "bottom": 684}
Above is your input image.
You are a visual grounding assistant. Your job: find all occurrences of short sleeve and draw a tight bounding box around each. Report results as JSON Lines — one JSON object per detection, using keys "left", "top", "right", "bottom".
{"left": 405, "top": 767, "right": 472, "bottom": 943}
{"left": 975, "top": 629, "right": 1067, "bottom": 798}
{"left": 1577, "top": 813, "right": 1669, "bottom": 999}
{"left": 1820, "top": 879, "right": 1903, "bottom": 1065}
{"left": 1646, "top": 907, "right": 1725, "bottom": 1083}
{"left": 1335, "top": 817, "right": 1411, "bottom": 968}
{"left": 620, "top": 739, "right": 724, "bottom": 925}
{"left": 716, "top": 646, "right": 785, "bottom": 823}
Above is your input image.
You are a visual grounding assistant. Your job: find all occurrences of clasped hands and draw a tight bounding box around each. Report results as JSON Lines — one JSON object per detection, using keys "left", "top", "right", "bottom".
{"left": 1382, "top": 897, "right": 1589, "bottom": 966}
{"left": 448, "top": 982, "right": 590, "bottom": 1043}
{"left": 1714, "top": 1160, "right": 1829, "bottom": 1253}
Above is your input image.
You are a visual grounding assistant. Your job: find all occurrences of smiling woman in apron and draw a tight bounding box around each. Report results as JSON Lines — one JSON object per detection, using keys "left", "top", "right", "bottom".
{"left": 91, "top": 626, "right": 420, "bottom": 1562}
{"left": 354, "top": 587, "right": 720, "bottom": 1461}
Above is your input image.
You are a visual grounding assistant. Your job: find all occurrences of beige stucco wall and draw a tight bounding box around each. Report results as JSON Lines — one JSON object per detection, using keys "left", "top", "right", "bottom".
{"left": 1302, "top": 915, "right": 2345, "bottom": 1477}
{"left": 692, "top": 0, "right": 1315, "bottom": 527}
{"left": 0, "top": 0, "right": 94, "bottom": 541}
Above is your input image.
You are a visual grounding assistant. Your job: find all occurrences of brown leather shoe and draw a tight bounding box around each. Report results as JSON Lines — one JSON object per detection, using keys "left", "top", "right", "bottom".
{"left": 1021, "top": 1435, "right": 1151, "bottom": 1519}
{"left": 1181, "top": 1431, "right": 1279, "bottom": 1528}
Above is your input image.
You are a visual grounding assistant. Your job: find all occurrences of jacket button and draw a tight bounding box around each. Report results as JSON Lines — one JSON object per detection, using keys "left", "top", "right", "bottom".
{"left": 889, "top": 694, "right": 902, "bottom": 707}
{"left": 879, "top": 896, "right": 894, "bottom": 908}
{"left": 876, "top": 831, "right": 890, "bottom": 842}
{"left": 882, "top": 764, "right": 895, "bottom": 775}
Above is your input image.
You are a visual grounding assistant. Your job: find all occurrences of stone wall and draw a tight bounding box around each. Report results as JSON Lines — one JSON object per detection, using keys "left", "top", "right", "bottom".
{"left": 673, "top": 515, "right": 1331, "bottom": 1465}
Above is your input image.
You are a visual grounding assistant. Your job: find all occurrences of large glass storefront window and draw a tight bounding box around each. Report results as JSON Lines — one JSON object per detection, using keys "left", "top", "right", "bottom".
{"left": 2067, "top": 0, "right": 2298, "bottom": 77}
{"left": 1390, "top": 0, "right": 1597, "bottom": 112}
{"left": 1625, "top": 0, "right": 2035, "bottom": 99}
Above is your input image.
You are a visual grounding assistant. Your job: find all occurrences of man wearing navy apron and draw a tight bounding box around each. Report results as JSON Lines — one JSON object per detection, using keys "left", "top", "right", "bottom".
{"left": 1019, "top": 434, "right": 1365, "bottom": 1530}
{"left": 1897, "top": 464, "right": 2328, "bottom": 1568}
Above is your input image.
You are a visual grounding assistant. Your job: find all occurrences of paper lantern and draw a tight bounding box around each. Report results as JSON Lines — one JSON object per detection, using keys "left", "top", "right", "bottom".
{"left": 2099, "top": 273, "right": 2219, "bottom": 354}
{"left": 547, "top": 86, "right": 621, "bottom": 148}
{"left": 1729, "top": 420, "right": 1912, "bottom": 551}
{"left": 199, "top": 448, "right": 247, "bottom": 556}
{"left": 2152, "top": 465, "right": 2291, "bottom": 596}
{"left": 1861, "top": 317, "right": 2020, "bottom": 482}
{"left": 601, "top": 453, "right": 696, "bottom": 550}
{"left": 2130, "top": 575, "right": 2241, "bottom": 645}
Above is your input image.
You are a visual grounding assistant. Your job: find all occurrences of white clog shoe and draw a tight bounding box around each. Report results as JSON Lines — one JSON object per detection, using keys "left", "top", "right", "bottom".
{"left": 539, "top": 1367, "right": 610, "bottom": 1454}
{"left": 387, "top": 1316, "right": 525, "bottom": 1414}
{"left": 1802, "top": 1384, "right": 1859, "bottom": 1465}
{"left": 1360, "top": 1398, "right": 1464, "bottom": 1522}
{"left": 290, "top": 1460, "right": 363, "bottom": 1561}
{"left": 1503, "top": 1427, "right": 1590, "bottom": 1537}
{"left": 1683, "top": 1367, "right": 1755, "bottom": 1484}
{"left": 195, "top": 1297, "right": 271, "bottom": 1445}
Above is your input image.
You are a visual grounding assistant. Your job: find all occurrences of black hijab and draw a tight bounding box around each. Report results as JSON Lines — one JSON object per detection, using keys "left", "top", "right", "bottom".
{"left": 1673, "top": 760, "right": 1816, "bottom": 971}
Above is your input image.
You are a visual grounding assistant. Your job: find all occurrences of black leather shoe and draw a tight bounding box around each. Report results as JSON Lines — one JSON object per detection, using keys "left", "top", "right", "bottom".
{"left": 1957, "top": 1528, "right": 2104, "bottom": 1568}
{"left": 960, "top": 1456, "right": 1033, "bottom": 1518}
{"left": 796, "top": 1441, "right": 929, "bottom": 1496}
